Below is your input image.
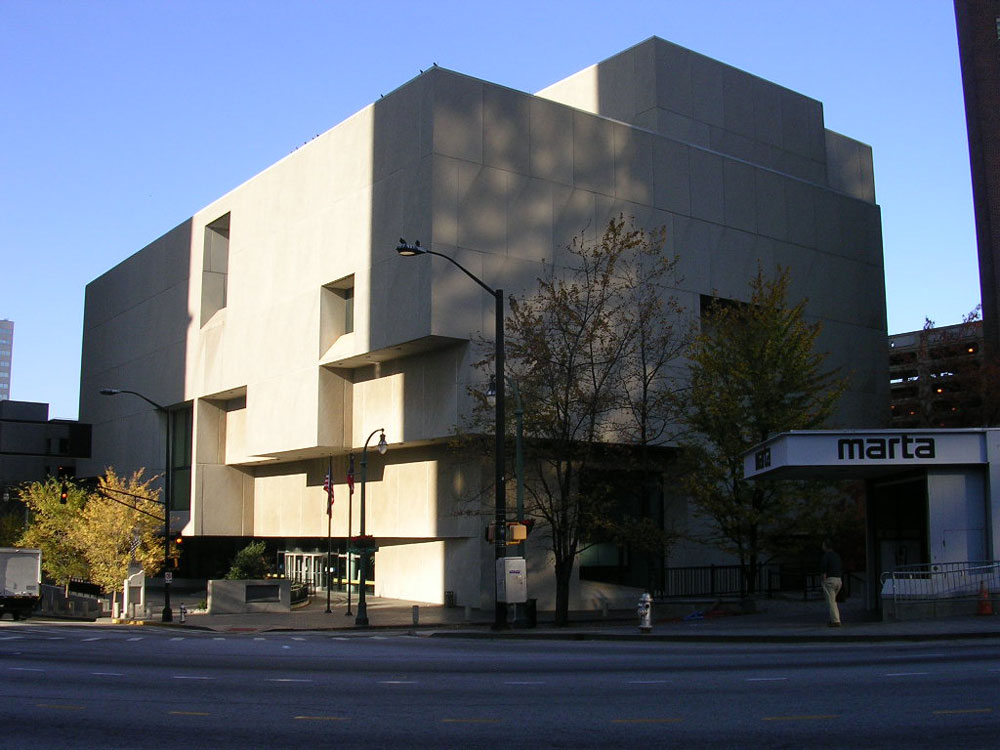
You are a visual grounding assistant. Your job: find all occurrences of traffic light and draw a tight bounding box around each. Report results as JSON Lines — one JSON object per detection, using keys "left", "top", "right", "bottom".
{"left": 59, "top": 483, "right": 69, "bottom": 504}
{"left": 173, "top": 535, "right": 184, "bottom": 568}
{"left": 485, "top": 521, "right": 534, "bottom": 544}
{"left": 506, "top": 522, "right": 529, "bottom": 543}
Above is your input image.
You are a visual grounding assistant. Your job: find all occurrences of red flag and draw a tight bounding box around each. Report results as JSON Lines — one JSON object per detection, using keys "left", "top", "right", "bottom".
{"left": 347, "top": 454, "right": 355, "bottom": 496}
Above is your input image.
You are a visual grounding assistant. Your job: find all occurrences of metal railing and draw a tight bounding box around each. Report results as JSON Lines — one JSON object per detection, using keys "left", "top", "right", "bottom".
{"left": 881, "top": 561, "right": 1000, "bottom": 603}
{"left": 289, "top": 581, "right": 311, "bottom": 605}
{"left": 657, "top": 564, "right": 781, "bottom": 598}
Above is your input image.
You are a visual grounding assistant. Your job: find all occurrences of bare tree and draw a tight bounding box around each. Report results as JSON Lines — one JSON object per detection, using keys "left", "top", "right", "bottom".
{"left": 473, "top": 216, "right": 688, "bottom": 624}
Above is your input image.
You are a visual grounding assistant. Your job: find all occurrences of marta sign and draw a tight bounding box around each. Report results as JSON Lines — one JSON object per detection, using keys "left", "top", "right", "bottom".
{"left": 744, "top": 429, "right": 989, "bottom": 480}
{"left": 744, "top": 429, "right": 1000, "bottom": 607}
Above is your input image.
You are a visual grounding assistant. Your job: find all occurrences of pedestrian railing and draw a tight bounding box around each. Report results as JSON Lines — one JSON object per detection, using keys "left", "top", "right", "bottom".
{"left": 289, "top": 581, "right": 311, "bottom": 605}
{"left": 881, "top": 560, "right": 1000, "bottom": 602}
{"left": 656, "top": 564, "right": 781, "bottom": 598}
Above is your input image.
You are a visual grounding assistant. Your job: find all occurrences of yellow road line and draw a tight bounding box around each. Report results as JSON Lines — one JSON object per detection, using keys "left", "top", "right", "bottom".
{"left": 441, "top": 719, "right": 502, "bottom": 724}
{"left": 170, "top": 711, "right": 210, "bottom": 716}
{"left": 294, "top": 716, "right": 349, "bottom": 721}
{"left": 933, "top": 708, "right": 993, "bottom": 715}
{"left": 763, "top": 715, "right": 840, "bottom": 722}
{"left": 612, "top": 718, "right": 684, "bottom": 724}
{"left": 36, "top": 704, "right": 84, "bottom": 711}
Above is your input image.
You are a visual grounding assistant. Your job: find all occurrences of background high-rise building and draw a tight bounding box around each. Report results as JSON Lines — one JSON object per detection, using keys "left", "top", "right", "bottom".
{"left": 955, "top": 0, "right": 1000, "bottom": 354}
{"left": 0, "top": 320, "right": 12, "bottom": 401}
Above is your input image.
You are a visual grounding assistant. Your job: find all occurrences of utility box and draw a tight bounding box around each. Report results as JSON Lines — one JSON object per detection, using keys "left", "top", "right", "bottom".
{"left": 496, "top": 556, "right": 527, "bottom": 603}
{"left": 123, "top": 562, "right": 146, "bottom": 620}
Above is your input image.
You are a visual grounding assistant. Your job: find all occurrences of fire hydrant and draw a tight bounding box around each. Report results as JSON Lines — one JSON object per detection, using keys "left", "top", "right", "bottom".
{"left": 179, "top": 603, "right": 187, "bottom": 623}
{"left": 637, "top": 592, "right": 652, "bottom": 633}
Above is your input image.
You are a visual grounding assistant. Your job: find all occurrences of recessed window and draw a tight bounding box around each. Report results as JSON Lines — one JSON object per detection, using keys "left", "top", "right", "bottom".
{"left": 343, "top": 286, "right": 354, "bottom": 334}
{"left": 201, "top": 213, "right": 230, "bottom": 326}
{"left": 170, "top": 404, "right": 193, "bottom": 512}
{"left": 320, "top": 275, "right": 355, "bottom": 355}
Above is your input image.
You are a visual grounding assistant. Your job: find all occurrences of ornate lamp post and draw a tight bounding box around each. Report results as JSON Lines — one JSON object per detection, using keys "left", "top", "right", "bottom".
{"left": 99, "top": 387, "right": 174, "bottom": 622}
{"left": 396, "top": 239, "right": 508, "bottom": 630}
{"left": 355, "top": 428, "right": 387, "bottom": 627}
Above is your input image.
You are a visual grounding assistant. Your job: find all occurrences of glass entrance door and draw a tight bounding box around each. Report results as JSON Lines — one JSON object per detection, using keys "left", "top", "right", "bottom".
{"left": 282, "top": 552, "right": 326, "bottom": 590}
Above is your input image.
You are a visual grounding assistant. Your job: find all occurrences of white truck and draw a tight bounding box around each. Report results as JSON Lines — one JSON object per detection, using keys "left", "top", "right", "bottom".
{"left": 0, "top": 547, "right": 42, "bottom": 620}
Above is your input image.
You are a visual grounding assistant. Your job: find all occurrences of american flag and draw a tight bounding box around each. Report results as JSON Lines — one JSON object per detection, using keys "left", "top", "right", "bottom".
{"left": 324, "top": 472, "right": 334, "bottom": 516}
{"left": 347, "top": 454, "right": 355, "bottom": 496}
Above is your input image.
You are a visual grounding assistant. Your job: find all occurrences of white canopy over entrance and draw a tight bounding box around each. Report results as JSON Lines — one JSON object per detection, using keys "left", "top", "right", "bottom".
{"left": 743, "top": 429, "right": 1000, "bottom": 610}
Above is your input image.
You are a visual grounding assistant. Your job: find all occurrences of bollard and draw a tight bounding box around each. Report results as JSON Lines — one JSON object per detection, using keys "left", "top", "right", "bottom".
{"left": 412, "top": 605, "right": 419, "bottom": 627}
{"left": 637, "top": 592, "right": 652, "bottom": 633}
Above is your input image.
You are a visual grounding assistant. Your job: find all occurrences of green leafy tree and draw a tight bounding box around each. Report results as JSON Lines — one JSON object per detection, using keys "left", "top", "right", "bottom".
{"left": 17, "top": 477, "right": 89, "bottom": 587}
{"left": 225, "top": 540, "right": 270, "bottom": 580}
{"left": 682, "top": 266, "right": 846, "bottom": 595}
{"left": 474, "top": 216, "right": 687, "bottom": 625}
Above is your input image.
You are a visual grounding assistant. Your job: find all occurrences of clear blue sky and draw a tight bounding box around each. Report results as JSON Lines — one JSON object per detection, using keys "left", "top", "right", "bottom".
{"left": 1, "top": 0, "right": 978, "bottom": 419}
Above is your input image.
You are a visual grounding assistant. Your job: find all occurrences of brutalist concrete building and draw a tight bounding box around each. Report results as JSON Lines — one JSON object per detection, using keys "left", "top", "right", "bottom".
{"left": 78, "top": 38, "right": 887, "bottom": 611}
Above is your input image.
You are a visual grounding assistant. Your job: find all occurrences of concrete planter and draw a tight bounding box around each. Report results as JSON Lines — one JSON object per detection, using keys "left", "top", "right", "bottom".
{"left": 207, "top": 579, "right": 291, "bottom": 614}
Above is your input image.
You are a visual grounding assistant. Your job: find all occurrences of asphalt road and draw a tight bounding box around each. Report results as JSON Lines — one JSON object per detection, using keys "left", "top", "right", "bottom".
{"left": 1, "top": 623, "right": 998, "bottom": 749}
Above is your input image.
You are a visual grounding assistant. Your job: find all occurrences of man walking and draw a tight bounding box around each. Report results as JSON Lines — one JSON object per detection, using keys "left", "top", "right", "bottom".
{"left": 820, "top": 540, "right": 843, "bottom": 627}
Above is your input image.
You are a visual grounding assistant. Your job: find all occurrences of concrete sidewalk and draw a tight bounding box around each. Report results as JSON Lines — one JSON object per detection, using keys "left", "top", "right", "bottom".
{"left": 139, "top": 591, "right": 1000, "bottom": 643}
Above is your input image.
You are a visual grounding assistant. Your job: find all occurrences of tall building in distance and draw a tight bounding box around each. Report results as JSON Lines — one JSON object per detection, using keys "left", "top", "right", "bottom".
{"left": 889, "top": 320, "right": 984, "bottom": 428}
{"left": 955, "top": 0, "right": 1000, "bottom": 354}
{"left": 0, "top": 320, "right": 12, "bottom": 401}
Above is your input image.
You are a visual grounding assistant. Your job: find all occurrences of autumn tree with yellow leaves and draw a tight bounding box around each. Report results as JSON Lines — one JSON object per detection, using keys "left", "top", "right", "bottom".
{"left": 17, "top": 477, "right": 89, "bottom": 588}
{"left": 17, "top": 469, "right": 168, "bottom": 600}
{"left": 75, "top": 470, "right": 166, "bottom": 595}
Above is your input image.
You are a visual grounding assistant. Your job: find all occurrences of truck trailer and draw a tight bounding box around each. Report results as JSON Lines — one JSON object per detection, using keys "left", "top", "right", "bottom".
{"left": 0, "top": 547, "right": 42, "bottom": 620}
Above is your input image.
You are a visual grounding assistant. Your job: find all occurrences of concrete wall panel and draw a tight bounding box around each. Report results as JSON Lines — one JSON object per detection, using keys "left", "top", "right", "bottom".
{"left": 483, "top": 84, "right": 530, "bottom": 175}
{"left": 688, "top": 149, "right": 725, "bottom": 224}
{"left": 652, "top": 138, "right": 692, "bottom": 214}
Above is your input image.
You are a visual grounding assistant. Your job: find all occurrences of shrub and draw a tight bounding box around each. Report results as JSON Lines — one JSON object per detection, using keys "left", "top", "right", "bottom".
{"left": 224, "top": 540, "right": 270, "bottom": 580}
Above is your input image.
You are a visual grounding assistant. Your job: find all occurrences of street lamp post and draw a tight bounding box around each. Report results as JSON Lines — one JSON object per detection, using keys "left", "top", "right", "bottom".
{"left": 99, "top": 387, "right": 173, "bottom": 623}
{"left": 396, "top": 239, "right": 508, "bottom": 630}
{"left": 355, "top": 428, "right": 387, "bottom": 627}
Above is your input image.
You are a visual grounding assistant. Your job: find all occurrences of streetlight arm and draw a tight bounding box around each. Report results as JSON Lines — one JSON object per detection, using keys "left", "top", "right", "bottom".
{"left": 100, "top": 388, "right": 166, "bottom": 413}
{"left": 396, "top": 241, "right": 497, "bottom": 297}
{"left": 363, "top": 428, "right": 386, "bottom": 453}
{"left": 395, "top": 239, "right": 508, "bottom": 630}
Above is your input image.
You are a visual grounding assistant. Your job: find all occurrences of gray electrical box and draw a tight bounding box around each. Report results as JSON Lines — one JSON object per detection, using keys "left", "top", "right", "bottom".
{"left": 496, "top": 556, "right": 527, "bottom": 603}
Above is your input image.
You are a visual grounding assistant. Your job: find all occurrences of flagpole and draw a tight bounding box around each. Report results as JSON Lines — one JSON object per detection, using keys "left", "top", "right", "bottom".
{"left": 326, "top": 455, "right": 333, "bottom": 614}
{"left": 345, "top": 453, "right": 355, "bottom": 617}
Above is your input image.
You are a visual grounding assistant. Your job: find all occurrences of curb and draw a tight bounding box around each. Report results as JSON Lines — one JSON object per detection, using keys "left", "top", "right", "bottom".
{"left": 427, "top": 628, "right": 1000, "bottom": 643}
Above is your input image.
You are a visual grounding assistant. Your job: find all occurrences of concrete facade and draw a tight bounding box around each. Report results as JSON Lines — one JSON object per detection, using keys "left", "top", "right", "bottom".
{"left": 79, "top": 38, "right": 887, "bottom": 611}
